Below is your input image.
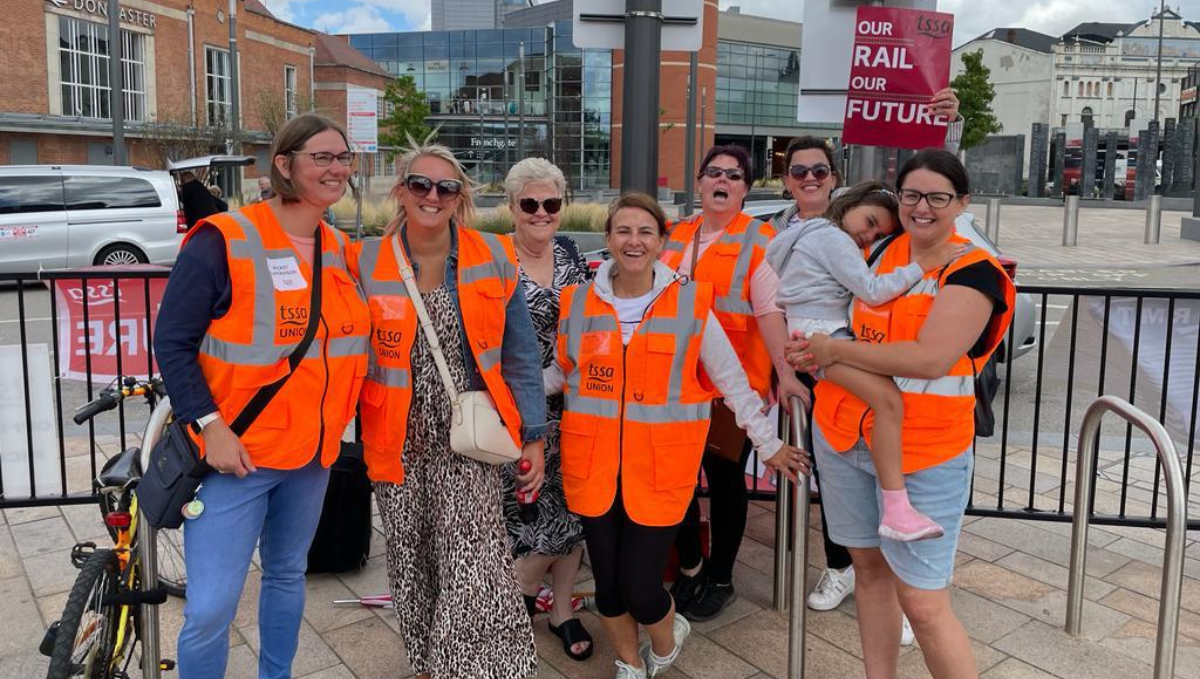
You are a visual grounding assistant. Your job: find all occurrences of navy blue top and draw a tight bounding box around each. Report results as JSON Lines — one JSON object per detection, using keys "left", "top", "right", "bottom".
{"left": 153, "top": 223, "right": 547, "bottom": 443}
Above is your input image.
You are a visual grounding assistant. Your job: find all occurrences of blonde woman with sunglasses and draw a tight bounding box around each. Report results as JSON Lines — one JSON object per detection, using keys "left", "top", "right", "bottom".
{"left": 498, "top": 158, "right": 596, "bottom": 662}
{"left": 347, "top": 141, "right": 545, "bottom": 679}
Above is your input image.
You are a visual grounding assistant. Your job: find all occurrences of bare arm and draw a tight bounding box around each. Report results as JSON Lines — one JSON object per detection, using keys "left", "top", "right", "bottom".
{"left": 805, "top": 285, "right": 993, "bottom": 379}
{"left": 758, "top": 311, "right": 811, "bottom": 410}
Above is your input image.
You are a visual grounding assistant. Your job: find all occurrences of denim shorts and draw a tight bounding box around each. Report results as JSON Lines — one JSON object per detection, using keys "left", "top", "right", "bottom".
{"left": 812, "top": 420, "right": 973, "bottom": 590}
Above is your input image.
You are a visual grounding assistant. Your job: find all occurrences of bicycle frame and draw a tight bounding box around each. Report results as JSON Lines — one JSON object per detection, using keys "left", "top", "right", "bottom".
{"left": 137, "top": 396, "right": 174, "bottom": 679}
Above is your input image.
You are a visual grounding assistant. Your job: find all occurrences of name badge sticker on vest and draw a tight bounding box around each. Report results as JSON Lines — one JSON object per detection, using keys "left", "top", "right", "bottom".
{"left": 268, "top": 256, "right": 307, "bottom": 291}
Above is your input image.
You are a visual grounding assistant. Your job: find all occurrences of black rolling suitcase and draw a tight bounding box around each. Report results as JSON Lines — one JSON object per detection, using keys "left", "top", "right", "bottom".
{"left": 307, "top": 440, "right": 372, "bottom": 573}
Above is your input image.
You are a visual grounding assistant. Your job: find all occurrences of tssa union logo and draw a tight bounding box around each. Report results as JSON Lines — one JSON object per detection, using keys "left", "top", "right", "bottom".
{"left": 915, "top": 14, "right": 951, "bottom": 40}
{"left": 583, "top": 364, "right": 615, "bottom": 394}
{"left": 374, "top": 328, "right": 405, "bottom": 359}
{"left": 278, "top": 305, "right": 308, "bottom": 339}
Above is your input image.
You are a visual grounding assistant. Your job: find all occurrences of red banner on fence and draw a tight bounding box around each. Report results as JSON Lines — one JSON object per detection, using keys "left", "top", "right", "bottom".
{"left": 53, "top": 266, "right": 169, "bottom": 384}
{"left": 841, "top": 6, "right": 955, "bottom": 150}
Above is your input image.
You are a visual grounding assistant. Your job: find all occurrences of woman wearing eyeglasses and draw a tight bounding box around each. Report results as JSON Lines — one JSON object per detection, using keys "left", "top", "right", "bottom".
{"left": 660, "top": 145, "right": 808, "bottom": 623}
{"left": 495, "top": 158, "right": 596, "bottom": 661}
{"left": 156, "top": 114, "right": 370, "bottom": 679}
{"left": 786, "top": 149, "right": 1014, "bottom": 678}
{"left": 348, "top": 141, "right": 545, "bottom": 679}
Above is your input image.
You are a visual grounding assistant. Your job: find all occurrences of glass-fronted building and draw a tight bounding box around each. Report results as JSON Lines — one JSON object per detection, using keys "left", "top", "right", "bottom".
{"left": 348, "top": 21, "right": 613, "bottom": 190}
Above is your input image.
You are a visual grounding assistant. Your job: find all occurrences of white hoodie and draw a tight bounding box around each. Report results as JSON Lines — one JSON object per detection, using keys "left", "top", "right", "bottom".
{"left": 545, "top": 259, "right": 785, "bottom": 461}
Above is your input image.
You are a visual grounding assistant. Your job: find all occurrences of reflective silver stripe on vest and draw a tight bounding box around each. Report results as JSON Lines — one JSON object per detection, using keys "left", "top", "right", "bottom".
{"left": 328, "top": 335, "right": 369, "bottom": 358}
{"left": 908, "top": 277, "right": 940, "bottom": 297}
{"left": 564, "top": 393, "right": 621, "bottom": 418}
{"left": 369, "top": 364, "right": 410, "bottom": 388}
{"left": 638, "top": 282, "right": 703, "bottom": 407}
{"left": 716, "top": 221, "right": 768, "bottom": 316}
{"left": 475, "top": 231, "right": 518, "bottom": 283}
{"left": 894, "top": 374, "right": 973, "bottom": 398}
{"left": 563, "top": 284, "right": 595, "bottom": 397}
{"left": 358, "top": 238, "right": 409, "bottom": 297}
{"left": 625, "top": 400, "right": 711, "bottom": 424}
{"left": 478, "top": 346, "right": 502, "bottom": 373}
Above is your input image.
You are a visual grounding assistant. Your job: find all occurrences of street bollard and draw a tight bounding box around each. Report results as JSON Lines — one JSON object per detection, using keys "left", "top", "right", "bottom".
{"left": 1145, "top": 194, "right": 1163, "bottom": 244}
{"left": 985, "top": 197, "right": 1001, "bottom": 244}
{"left": 1062, "top": 195, "right": 1079, "bottom": 246}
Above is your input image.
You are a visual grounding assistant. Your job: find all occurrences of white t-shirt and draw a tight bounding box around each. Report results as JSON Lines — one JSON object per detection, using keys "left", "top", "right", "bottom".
{"left": 612, "top": 289, "right": 658, "bottom": 343}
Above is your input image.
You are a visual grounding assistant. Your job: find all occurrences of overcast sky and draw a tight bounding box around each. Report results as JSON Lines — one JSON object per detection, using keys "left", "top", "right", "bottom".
{"left": 261, "top": 0, "right": 1195, "bottom": 45}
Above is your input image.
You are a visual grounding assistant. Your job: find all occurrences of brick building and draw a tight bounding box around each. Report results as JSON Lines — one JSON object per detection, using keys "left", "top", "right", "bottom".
{"left": 0, "top": 0, "right": 390, "bottom": 194}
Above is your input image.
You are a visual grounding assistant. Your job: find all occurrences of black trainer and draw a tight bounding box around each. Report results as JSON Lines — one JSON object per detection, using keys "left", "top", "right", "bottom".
{"left": 684, "top": 582, "right": 736, "bottom": 622}
{"left": 669, "top": 566, "right": 707, "bottom": 615}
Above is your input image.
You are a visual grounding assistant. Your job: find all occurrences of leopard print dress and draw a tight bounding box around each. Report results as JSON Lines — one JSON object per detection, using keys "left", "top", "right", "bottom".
{"left": 373, "top": 284, "right": 538, "bottom": 679}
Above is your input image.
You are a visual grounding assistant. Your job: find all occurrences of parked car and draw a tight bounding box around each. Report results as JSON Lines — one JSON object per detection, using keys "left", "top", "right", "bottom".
{"left": 583, "top": 200, "right": 1036, "bottom": 361}
{"left": 0, "top": 165, "right": 185, "bottom": 273}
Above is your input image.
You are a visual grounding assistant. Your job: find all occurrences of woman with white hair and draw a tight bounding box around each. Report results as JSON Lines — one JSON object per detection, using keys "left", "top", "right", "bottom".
{"left": 499, "top": 157, "right": 595, "bottom": 662}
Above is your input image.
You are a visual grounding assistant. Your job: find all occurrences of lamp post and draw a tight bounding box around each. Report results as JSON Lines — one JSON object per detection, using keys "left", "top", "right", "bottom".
{"left": 1153, "top": 0, "right": 1166, "bottom": 125}
{"left": 108, "top": 0, "right": 125, "bottom": 165}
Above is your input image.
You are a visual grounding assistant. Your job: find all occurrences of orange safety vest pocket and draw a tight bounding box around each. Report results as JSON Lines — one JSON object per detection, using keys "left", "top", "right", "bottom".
{"left": 650, "top": 427, "right": 705, "bottom": 491}
{"left": 227, "top": 360, "right": 293, "bottom": 431}
{"left": 359, "top": 380, "right": 397, "bottom": 451}
{"left": 558, "top": 418, "right": 598, "bottom": 480}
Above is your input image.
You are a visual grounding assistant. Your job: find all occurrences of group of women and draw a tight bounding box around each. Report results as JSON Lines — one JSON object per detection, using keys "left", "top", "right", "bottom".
{"left": 155, "top": 93, "right": 1013, "bottom": 679}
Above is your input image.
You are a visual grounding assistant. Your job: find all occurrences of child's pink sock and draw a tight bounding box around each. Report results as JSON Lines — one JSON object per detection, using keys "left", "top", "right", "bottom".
{"left": 880, "top": 489, "right": 944, "bottom": 542}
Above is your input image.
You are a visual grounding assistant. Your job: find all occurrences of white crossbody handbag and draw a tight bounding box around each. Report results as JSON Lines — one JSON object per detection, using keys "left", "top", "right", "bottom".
{"left": 391, "top": 235, "right": 522, "bottom": 465}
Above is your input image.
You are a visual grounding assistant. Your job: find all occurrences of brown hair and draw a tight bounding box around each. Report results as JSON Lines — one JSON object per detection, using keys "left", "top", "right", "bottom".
{"left": 784, "top": 136, "right": 841, "bottom": 188}
{"left": 605, "top": 191, "right": 668, "bottom": 236}
{"left": 269, "top": 114, "right": 351, "bottom": 205}
{"left": 824, "top": 180, "right": 900, "bottom": 232}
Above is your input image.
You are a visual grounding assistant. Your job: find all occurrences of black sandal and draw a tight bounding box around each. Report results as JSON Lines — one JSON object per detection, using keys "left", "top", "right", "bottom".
{"left": 524, "top": 594, "right": 538, "bottom": 618}
{"left": 549, "top": 617, "right": 594, "bottom": 661}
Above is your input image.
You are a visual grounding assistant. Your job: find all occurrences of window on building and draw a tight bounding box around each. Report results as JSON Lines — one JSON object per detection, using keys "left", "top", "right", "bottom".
{"left": 1064, "top": 81, "right": 1070, "bottom": 96}
{"left": 284, "top": 66, "right": 298, "bottom": 119}
{"left": 1078, "top": 82, "right": 1084, "bottom": 97}
{"left": 1108, "top": 82, "right": 1114, "bottom": 97}
{"left": 206, "top": 46, "right": 232, "bottom": 126}
{"left": 64, "top": 176, "right": 161, "bottom": 210}
{"left": 58, "top": 16, "right": 147, "bottom": 121}
{"left": 374, "top": 152, "right": 396, "bottom": 178}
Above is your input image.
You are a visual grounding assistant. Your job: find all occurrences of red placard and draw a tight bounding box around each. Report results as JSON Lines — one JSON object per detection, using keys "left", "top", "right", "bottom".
{"left": 841, "top": 6, "right": 955, "bottom": 150}
{"left": 52, "top": 266, "right": 169, "bottom": 384}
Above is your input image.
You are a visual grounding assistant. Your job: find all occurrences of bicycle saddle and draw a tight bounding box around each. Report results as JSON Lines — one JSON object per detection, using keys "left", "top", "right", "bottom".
{"left": 96, "top": 447, "right": 142, "bottom": 490}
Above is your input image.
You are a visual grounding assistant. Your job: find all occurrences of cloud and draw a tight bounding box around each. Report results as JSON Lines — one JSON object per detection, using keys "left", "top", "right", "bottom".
{"left": 312, "top": 4, "right": 395, "bottom": 33}
{"left": 354, "top": 0, "right": 432, "bottom": 31}
{"left": 258, "top": 0, "right": 319, "bottom": 24}
{"left": 718, "top": 0, "right": 801, "bottom": 24}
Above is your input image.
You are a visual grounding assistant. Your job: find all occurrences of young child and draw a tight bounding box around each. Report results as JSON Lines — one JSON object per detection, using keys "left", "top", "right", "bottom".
{"left": 766, "top": 180, "right": 963, "bottom": 542}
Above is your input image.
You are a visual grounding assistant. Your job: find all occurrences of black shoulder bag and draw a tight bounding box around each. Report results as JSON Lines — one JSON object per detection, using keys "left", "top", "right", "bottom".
{"left": 140, "top": 228, "right": 324, "bottom": 530}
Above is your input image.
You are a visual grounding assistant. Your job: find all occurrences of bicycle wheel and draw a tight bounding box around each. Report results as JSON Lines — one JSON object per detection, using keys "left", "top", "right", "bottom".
{"left": 46, "top": 549, "right": 122, "bottom": 679}
{"left": 156, "top": 526, "right": 187, "bottom": 598}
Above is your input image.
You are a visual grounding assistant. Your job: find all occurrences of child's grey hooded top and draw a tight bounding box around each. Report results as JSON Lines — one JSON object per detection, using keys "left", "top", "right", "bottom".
{"left": 765, "top": 216, "right": 925, "bottom": 322}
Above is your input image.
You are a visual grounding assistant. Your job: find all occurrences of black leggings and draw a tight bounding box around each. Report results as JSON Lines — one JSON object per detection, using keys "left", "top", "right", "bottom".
{"left": 674, "top": 441, "right": 752, "bottom": 585}
{"left": 579, "top": 488, "right": 678, "bottom": 625}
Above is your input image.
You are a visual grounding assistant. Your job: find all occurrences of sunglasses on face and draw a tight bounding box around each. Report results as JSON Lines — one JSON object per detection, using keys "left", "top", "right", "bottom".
{"left": 897, "top": 189, "right": 957, "bottom": 209}
{"left": 517, "top": 197, "right": 563, "bottom": 215}
{"left": 404, "top": 174, "right": 464, "bottom": 200}
{"left": 701, "top": 166, "right": 745, "bottom": 181}
{"left": 788, "top": 163, "right": 832, "bottom": 181}
{"left": 294, "top": 151, "right": 355, "bottom": 167}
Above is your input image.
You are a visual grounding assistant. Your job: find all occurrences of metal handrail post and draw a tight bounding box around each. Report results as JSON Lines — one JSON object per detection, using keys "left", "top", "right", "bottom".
{"left": 1066, "top": 396, "right": 1186, "bottom": 679}
{"left": 139, "top": 398, "right": 173, "bottom": 679}
{"left": 786, "top": 395, "right": 811, "bottom": 679}
{"left": 773, "top": 403, "right": 791, "bottom": 612}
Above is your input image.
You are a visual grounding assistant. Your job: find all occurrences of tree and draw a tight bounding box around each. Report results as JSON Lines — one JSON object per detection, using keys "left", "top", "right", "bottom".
{"left": 378, "top": 75, "right": 433, "bottom": 161}
{"left": 950, "top": 50, "right": 1003, "bottom": 151}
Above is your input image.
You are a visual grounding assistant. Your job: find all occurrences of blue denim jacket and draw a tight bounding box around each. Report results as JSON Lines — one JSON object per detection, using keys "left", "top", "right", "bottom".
{"left": 400, "top": 225, "right": 547, "bottom": 443}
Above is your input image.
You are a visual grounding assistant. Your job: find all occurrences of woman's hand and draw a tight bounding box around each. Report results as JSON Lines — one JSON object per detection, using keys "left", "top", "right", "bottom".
{"left": 926, "top": 87, "right": 959, "bottom": 120}
{"left": 763, "top": 443, "right": 811, "bottom": 484}
{"left": 776, "top": 370, "right": 811, "bottom": 413}
{"left": 201, "top": 420, "right": 256, "bottom": 478}
{"left": 785, "top": 333, "right": 839, "bottom": 373}
{"left": 516, "top": 439, "right": 545, "bottom": 496}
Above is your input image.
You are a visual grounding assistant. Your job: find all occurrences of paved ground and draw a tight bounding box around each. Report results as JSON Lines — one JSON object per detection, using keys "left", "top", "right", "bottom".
{"left": 3, "top": 204, "right": 1200, "bottom": 678}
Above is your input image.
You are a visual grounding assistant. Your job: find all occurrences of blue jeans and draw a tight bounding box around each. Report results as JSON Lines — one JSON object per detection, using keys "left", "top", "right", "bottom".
{"left": 177, "top": 456, "right": 330, "bottom": 679}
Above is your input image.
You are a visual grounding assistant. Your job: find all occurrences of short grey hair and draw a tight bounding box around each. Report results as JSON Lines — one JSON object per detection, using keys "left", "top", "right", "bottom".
{"left": 504, "top": 157, "right": 566, "bottom": 205}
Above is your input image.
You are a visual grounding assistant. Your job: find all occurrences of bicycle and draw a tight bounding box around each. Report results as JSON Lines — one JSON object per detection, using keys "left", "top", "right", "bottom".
{"left": 41, "top": 376, "right": 185, "bottom": 679}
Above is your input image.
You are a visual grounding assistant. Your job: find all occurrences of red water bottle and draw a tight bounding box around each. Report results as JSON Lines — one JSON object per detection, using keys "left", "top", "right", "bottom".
{"left": 516, "top": 459, "right": 539, "bottom": 524}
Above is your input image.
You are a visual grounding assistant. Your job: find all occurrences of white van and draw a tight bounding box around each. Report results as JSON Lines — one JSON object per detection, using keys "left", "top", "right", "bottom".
{"left": 0, "top": 165, "right": 184, "bottom": 273}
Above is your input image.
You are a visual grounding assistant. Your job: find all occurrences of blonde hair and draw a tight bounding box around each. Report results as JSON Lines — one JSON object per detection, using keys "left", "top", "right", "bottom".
{"left": 503, "top": 157, "right": 566, "bottom": 205}
{"left": 384, "top": 133, "right": 476, "bottom": 237}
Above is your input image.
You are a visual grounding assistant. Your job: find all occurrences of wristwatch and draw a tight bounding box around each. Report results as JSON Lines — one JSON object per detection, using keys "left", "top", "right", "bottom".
{"left": 195, "top": 412, "right": 222, "bottom": 432}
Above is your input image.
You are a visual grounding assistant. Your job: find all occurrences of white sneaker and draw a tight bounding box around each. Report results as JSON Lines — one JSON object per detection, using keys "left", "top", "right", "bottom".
{"left": 640, "top": 613, "right": 691, "bottom": 677}
{"left": 615, "top": 660, "right": 647, "bottom": 679}
{"left": 900, "top": 615, "right": 915, "bottom": 646}
{"left": 806, "top": 566, "right": 855, "bottom": 611}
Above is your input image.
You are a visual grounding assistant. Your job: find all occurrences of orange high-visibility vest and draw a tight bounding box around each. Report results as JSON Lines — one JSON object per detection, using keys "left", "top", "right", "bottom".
{"left": 556, "top": 278, "right": 717, "bottom": 527}
{"left": 349, "top": 226, "right": 524, "bottom": 484}
{"left": 814, "top": 233, "right": 1016, "bottom": 473}
{"left": 185, "top": 203, "right": 370, "bottom": 469}
{"left": 659, "top": 212, "right": 776, "bottom": 397}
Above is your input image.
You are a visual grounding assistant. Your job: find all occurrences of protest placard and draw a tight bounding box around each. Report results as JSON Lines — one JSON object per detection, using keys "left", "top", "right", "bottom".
{"left": 841, "top": 6, "right": 954, "bottom": 150}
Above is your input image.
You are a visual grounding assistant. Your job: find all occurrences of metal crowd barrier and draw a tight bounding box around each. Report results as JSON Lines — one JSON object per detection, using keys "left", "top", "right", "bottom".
{"left": 773, "top": 395, "right": 810, "bottom": 678}
{"left": 1066, "top": 396, "right": 1187, "bottom": 679}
